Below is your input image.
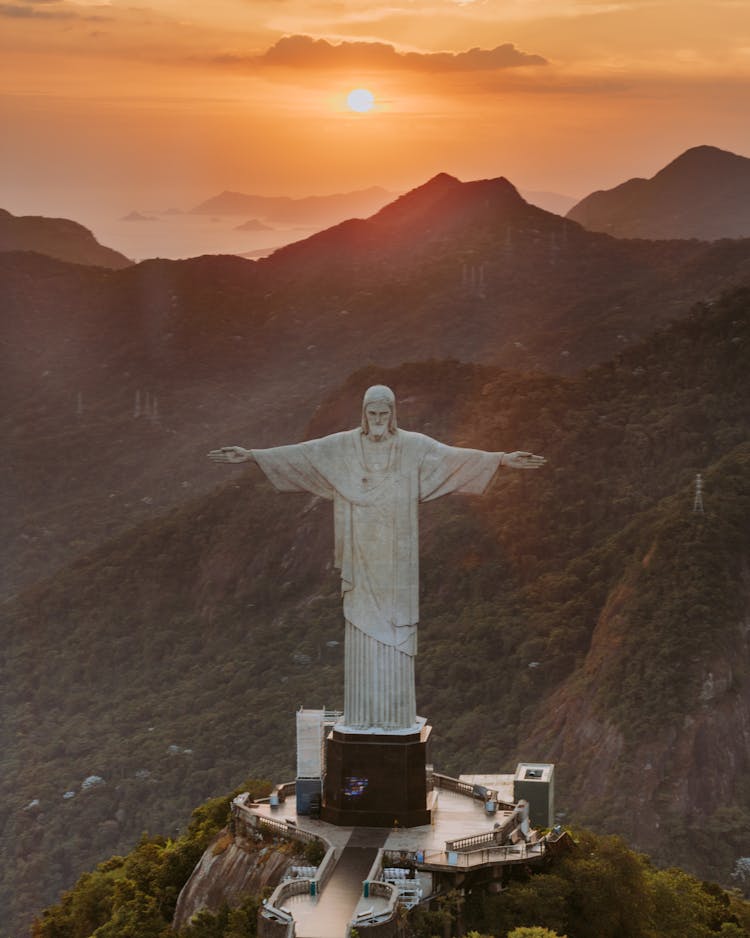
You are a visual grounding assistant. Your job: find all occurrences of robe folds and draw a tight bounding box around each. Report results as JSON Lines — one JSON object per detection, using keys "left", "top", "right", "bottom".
{"left": 253, "top": 429, "right": 502, "bottom": 729}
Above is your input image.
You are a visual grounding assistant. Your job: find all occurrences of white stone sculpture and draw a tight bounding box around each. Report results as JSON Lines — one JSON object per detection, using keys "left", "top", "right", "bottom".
{"left": 209, "top": 385, "right": 545, "bottom": 733}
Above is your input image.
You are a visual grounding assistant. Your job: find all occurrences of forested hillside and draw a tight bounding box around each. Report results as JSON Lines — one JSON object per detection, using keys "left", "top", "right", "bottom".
{"left": 33, "top": 785, "right": 750, "bottom": 938}
{"left": 5, "top": 173, "right": 750, "bottom": 599}
{"left": 2, "top": 287, "right": 748, "bottom": 935}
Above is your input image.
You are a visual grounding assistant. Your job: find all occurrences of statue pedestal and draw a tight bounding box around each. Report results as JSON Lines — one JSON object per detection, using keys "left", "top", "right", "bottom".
{"left": 321, "top": 722, "right": 432, "bottom": 828}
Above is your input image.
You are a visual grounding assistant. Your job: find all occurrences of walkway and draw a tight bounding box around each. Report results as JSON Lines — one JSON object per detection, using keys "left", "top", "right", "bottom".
{"left": 290, "top": 828, "right": 390, "bottom": 938}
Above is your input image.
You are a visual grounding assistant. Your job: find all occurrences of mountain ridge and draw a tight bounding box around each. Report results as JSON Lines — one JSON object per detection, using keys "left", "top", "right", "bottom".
{"left": 4, "top": 169, "right": 750, "bottom": 599}
{"left": 0, "top": 208, "right": 132, "bottom": 269}
{"left": 567, "top": 144, "right": 750, "bottom": 240}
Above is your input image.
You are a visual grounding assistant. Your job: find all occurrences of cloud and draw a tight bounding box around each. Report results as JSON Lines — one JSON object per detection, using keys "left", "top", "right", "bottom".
{"left": 252, "top": 35, "right": 548, "bottom": 71}
{"left": 0, "top": 2, "right": 106, "bottom": 17}
{"left": 0, "top": 3, "right": 64, "bottom": 15}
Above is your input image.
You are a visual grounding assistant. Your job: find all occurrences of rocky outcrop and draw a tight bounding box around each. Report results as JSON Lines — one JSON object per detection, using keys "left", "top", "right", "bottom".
{"left": 172, "top": 829, "right": 304, "bottom": 930}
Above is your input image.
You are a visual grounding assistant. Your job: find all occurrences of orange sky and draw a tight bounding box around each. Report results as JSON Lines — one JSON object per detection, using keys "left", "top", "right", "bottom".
{"left": 2, "top": 0, "right": 750, "bottom": 224}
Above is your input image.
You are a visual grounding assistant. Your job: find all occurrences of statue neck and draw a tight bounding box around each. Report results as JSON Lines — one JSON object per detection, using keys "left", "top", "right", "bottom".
{"left": 361, "top": 431, "right": 396, "bottom": 471}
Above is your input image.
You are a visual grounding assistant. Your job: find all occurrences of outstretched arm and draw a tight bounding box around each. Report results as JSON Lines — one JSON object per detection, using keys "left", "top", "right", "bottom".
{"left": 208, "top": 446, "right": 256, "bottom": 465}
{"left": 501, "top": 451, "right": 546, "bottom": 470}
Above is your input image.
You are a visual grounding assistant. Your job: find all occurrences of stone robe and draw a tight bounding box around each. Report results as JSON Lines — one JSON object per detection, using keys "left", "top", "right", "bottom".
{"left": 253, "top": 429, "right": 502, "bottom": 731}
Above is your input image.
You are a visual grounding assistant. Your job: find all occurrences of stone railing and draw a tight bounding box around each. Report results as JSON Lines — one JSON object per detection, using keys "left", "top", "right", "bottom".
{"left": 315, "top": 841, "right": 338, "bottom": 892}
{"left": 234, "top": 792, "right": 340, "bottom": 937}
{"left": 257, "top": 814, "right": 319, "bottom": 844}
{"left": 340, "top": 848, "right": 401, "bottom": 937}
{"left": 258, "top": 879, "right": 307, "bottom": 938}
{"left": 426, "top": 841, "right": 546, "bottom": 869}
{"left": 259, "top": 840, "right": 338, "bottom": 935}
{"left": 382, "top": 839, "right": 547, "bottom": 871}
{"left": 347, "top": 880, "right": 400, "bottom": 937}
{"left": 233, "top": 797, "right": 338, "bottom": 894}
{"left": 232, "top": 794, "right": 316, "bottom": 843}
{"left": 364, "top": 848, "right": 386, "bottom": 886}
{"left": 257, "top": 914, "right": 294, "bottom": 938}
{"left": 273, "top": 781, "right": 297, "bottom": 801}
{"left": 445, "top": 830, "right": 497, "bottom": 852}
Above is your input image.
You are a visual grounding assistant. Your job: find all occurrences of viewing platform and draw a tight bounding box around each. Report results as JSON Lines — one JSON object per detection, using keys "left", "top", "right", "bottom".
{"left": 237, "top": 769, "right": 567, "bottom": 938}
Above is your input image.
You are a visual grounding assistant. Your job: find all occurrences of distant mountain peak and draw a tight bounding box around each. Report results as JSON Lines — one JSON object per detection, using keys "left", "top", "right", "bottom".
{"left": 371, "top": 172, "right": 524, "bottom": 230}
{"left": 466, "top": 175, "right": 524, "bottom": 199}
{"left": 655, "top": 144, "right": 747, "bottom": 180}
{"left": 567, "top": 143, "right": 750, "bottom": 240}
{"left": 670, "top": 143, "right": 740, "bottom": 162}
{"left": 266, "top": 170, "right": 552, "bottom": 268}
{"left": 423, "top": 172, "right": 462, "bottom": 188}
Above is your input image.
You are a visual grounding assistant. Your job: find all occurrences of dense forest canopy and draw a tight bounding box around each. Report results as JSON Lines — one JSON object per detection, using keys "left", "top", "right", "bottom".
{"left": 33, "top": 784, "right": 750, "bottom": 938}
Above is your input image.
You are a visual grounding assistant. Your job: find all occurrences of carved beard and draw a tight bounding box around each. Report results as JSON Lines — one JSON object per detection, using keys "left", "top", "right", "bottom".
{"left": 367, "top": 423, "right": 389, "bottom": 441}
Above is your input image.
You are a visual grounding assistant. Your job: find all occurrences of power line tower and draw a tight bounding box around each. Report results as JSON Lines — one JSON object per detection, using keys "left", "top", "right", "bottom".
{"left": 693, "top": 473, "right": 704, "bottom": 514}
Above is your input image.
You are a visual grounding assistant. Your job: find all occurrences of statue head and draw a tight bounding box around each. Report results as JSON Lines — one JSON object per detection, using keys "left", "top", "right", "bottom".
{"left": 361, "top": 384, "right": 397, "bottom": 439}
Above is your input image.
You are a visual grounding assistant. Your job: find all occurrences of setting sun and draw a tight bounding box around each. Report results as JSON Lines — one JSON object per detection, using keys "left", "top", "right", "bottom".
{"left": 347, "top": 88, "right": 375, "bottom": 113}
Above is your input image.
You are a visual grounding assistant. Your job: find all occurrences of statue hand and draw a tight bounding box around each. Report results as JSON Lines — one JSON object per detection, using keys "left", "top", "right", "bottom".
{"left": 503, "top": 451, "right": 546, "bottom": 470}
{"left": 208, "top": 446, "right": 254, "bottom": 464}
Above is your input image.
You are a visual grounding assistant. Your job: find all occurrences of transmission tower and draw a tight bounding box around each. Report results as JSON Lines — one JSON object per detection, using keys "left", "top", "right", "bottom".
{"left": 693, "top": 473, "right": 704, "bottom": 514}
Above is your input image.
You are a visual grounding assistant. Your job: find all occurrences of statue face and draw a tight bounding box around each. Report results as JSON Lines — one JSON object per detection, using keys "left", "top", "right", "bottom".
{"left": 365, "top": 402, "right": 392, "bottom": 440}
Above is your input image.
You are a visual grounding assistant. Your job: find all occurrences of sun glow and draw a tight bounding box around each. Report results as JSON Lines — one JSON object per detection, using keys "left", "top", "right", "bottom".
{"left": 347, "top": 88, "right": 375, "bottom": 112}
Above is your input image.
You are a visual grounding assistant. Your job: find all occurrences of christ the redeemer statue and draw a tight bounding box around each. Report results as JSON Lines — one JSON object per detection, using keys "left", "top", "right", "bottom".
{"left": 209, "top": 385, "right": 544, "bottom": 734}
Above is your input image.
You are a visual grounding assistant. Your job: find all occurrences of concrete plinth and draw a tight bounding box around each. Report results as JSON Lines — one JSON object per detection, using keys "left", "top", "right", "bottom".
{"left": 321, "top": 723, "right": 432, "bottom": 828}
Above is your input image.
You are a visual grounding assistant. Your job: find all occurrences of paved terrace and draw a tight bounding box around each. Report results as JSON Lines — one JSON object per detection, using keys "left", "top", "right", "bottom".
{"left": 247, "top": 773, "right": 522, "bottom": 859}
{"left": 245, "top": 774, "right": 549, "bottom": 938}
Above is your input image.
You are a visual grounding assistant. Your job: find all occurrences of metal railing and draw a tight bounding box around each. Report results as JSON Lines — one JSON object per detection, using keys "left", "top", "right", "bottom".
{"left": 430, "top": 772, "right": 514, "bottom": 810}
{"left": 431, "top": 772, "right": 476, "bottom": 797}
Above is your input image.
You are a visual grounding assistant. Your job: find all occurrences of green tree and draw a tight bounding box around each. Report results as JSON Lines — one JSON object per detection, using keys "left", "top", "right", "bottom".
{"left": 507, "top": 929, "right": 566, "bottom": 938}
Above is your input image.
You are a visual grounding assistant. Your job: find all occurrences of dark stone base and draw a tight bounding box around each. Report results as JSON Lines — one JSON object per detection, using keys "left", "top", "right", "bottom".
{"left": 321, "top": 723, "right": 432, "bottom": 828}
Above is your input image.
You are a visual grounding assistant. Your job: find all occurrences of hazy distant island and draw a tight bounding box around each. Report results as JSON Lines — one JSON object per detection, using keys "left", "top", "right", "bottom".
{"left": 191, "top": 185, "right": 396, "bottom": 224}
{"left": 234, "top": 218, "right": 274, "bottom": 232}
{"left": 120, "top": 210, "right": 159, "bottom": 223}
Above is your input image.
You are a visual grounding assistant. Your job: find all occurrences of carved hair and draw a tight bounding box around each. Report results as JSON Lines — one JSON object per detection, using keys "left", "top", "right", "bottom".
{"left": 361, "top": 384, "right": 398, "bottom": 434}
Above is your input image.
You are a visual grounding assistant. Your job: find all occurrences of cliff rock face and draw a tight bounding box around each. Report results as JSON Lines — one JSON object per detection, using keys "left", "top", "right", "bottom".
{"left": 172, "top": 830, "right": 304, "bottom": 930}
